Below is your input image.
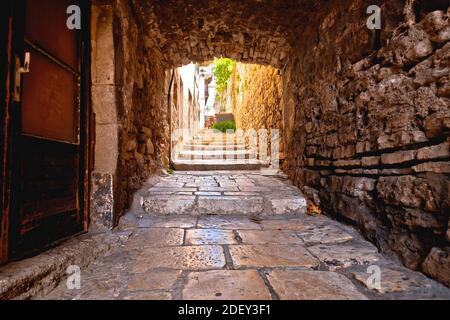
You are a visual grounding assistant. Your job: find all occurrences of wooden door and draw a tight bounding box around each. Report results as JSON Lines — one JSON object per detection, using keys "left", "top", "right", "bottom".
{"left": 10, "top": 0, "right": 89, "bottom": 258}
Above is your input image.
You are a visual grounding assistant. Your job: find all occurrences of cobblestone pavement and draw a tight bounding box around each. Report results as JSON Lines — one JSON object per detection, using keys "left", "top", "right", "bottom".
{"left": 140, "top": 171, "right": 307, "bottom": 216}
{"left": 39, "top": 172, "right": 450, "bottom": 300}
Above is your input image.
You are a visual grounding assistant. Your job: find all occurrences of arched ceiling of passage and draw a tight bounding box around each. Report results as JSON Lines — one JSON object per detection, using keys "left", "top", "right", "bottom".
{"left": 131, "top": 0, "right": 321, "bottom": 68}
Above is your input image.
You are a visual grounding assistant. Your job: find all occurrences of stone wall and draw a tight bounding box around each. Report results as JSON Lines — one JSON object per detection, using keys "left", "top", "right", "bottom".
{"left": 90, "top": 0, "right": 170, "bottom": 229}
{"left": 113, "top": 0, "right": 170, "bottom": 224}
{"left": 89, "top": 0, "right": 450, "bottom": 286}
{"left": 233, "top": 64, "right": 283, "bottom": 131}
{"left": 231, "top": 63, "right": 284, "bottom": 159}
{"left": 283, "top": 0, "right": 450, "bottom": 285}
{"left": 131, "top": 0, "right": 299, "bottom": 68}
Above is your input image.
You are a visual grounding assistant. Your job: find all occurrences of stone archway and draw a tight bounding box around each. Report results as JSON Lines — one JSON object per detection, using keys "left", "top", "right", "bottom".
{"left": 88, "top": 0, "right": 450, "bottom": 286}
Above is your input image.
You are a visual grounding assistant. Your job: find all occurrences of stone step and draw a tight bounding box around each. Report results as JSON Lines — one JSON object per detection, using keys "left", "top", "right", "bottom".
{"left": 142, "top": 194, "right": 307, "bottom": 216}
{"left": 177, "top": 150, "right": 257, "bottom": 160}
{"left": 187, "top": 140, "right": 244, "bottom": 146}
{"left": 183, "top": 144, "right": 247, "bottom": 151}
{"left": 172, "top": 159, "right": 267, "bottom": 171}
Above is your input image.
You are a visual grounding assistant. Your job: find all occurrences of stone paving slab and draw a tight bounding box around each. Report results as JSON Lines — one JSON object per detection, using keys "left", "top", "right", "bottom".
{"left": 229, "top": 244, "right": 320, "bottom": 269}
{"left": 123, "top": 292, "right": 172, "bottom": 300}
{"left": 296, "top": 225, "right": 354, "bottom": 246}
{"left": 132, "top": 246, "right": 226, "bottom": 272}
{"left": 31, "top": 211, "right": 450, "bottom": 300}
{"left": 350, "top": 265, "right": 450, "bottom": 297}
{"left": 185, "top": 229, "right": 238, "bottom": 245}
{"left": 46, "top": 279, "right": 124, "bottom": 300}
{"left": 260, "top": 217, "right": 327, "bottom": 231}
{"left": 198, "top": 186, "right": 239, "bottom": 192}
{"left": 309, "top": 242, "right": 381, "bottom": 271}
{"left": 131, "top": 216, "right": 198, "bottom": 229}
{"left": 197, "top": 216, "right": 262, "bottom": 230}
{"left": 125, "top": 228, "right": 184, "bottom": 248}
{"left": 183, "top": 270, "right": 272, "bottom": 300}
{"left": 237, "top": 230, "right": 304, "bottom": 245}
{"left": 266, "top": 270, "right": 367, "bottom": 300}
{"left": 16, "top": 172, "right": 450, "bottom": 300}
{"left": 127, "top": 270, "right": 182, "bottom": 292}
{"left": 224, "top": 192, "right": 260, "bottom": 196}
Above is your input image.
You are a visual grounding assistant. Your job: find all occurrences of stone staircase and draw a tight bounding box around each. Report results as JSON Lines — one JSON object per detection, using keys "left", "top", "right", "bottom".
{"left": 137, "top": 171, "right": 307, "bottom": 217}
{"left": 173, "top": 130, "right": 268, "bottom": 171}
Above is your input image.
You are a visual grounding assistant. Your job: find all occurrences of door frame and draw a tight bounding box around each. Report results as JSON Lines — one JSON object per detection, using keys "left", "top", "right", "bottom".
{"left": 0, "top": 0, "right": 92, "bottom": 263}
{"left": 0, "top": 1, "right": 13, "bottom": 264}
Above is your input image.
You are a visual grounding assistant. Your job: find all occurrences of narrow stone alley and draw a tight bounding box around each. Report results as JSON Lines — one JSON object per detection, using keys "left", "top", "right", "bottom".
{"left": 36, "top": 171, "right": 450, "bottom": 300}
{"left": 1, "top": 0, "right": 450, "bottom": 303}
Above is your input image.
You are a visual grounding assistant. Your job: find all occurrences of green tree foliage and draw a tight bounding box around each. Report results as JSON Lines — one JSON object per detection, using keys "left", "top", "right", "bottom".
{"left": 213, "top": 58, "right": 236, "bottom": 96}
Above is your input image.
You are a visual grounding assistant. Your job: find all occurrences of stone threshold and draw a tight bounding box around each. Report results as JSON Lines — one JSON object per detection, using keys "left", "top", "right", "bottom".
{"left": 0, "top": 231, "right": 123, "bottom": 300}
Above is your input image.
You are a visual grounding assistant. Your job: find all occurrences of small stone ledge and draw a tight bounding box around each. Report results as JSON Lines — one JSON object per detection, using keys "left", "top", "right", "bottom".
{"left": 0, "top": 232, "right": 120, "bottom": 300}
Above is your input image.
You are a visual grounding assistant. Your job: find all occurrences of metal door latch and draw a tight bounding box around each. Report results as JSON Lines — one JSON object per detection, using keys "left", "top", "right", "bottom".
{"left": 14, "top": 52, "right": 31, "bottom": 102}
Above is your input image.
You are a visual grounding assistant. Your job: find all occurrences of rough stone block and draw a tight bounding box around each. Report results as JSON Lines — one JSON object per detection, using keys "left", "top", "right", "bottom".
{"left": 341, "top": 176, "right": 376, "bottom": 198}
{"left": 385, "top": 206, "right": 443, "bottom": 231}
{"left": 377, "top": 175, "right": 445, "bottom": 212}
{"left": 92, "top": 85, "right": 117, "bottom": 125}
{"left": 422, "top": 247, "right": 450, "bottom": 287}
{"left": 127, "top": 270, "right": 182, "bottom": 292}
{"left": 125, "top": 228, "right": 184, "bottom": 248}
{"left": 308, "top": 243, "right": 380, "bottom": 271}
{"left": 381, "top": 150, "right": 417, "bottom": 165}
{"left": 183, "top": 270, "right": 271, "bottom": 300}
{"left": 197, "top": 216, "right": 262, "bottom": 230}
{"left": 416, "top": 143, "right": 450, "bottom": 160}
{"left": 90, "top": 172, "right": 115, "bottom": 230}
{"left": 229, "top": 244, "right": 319, "bottom": 269}
{"left": 197, "top": 196, "right": 264, "bottom": 215}
{"left": 143, "top": 196, "right": 196, "bottom": 215}
{"left": 185, "top": 229, "right": 238, "bottom": 245}
{"left": 297, "top": 225, "right": 353, "bottom": 246}
{"left": 412, "top": 161, "right": 450, "bottom": 173}
{"left": 237, "top": 230, "right": 304, "bottom": 245}
{"left": 362, "top": 156, "right": 381, "bottom": 167}
{"left": 132, "top": 246, "right": 226, "bottom": 272}
{"left": 267, "top": 270, "right": 367, "bottom": 300}
{"left": 269, "top": 197, "right": 307, "bottom": 215}
{"left": 352, "top": 266, "right": 433, "bottom": 294}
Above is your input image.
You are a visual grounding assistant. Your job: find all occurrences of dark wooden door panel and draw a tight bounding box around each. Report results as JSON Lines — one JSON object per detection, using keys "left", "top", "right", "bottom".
{"left": 20, "top": 137, "right": 79, "bottom": 221}
{"left": 24, "top": 0, "right": 79, "bottom": 70}
{"left": 10, "top": 0, "right": 87, "bottom": 259}
{"left": 13, "top": 137, "right": 82, "bottom": 255}
{"left": 21, "top": 46, "right": 79, "bottom": 144}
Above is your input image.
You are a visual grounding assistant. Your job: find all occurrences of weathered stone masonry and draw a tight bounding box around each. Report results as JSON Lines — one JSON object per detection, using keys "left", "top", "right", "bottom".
{"left": 233, "top": 64, "right": 283, "bottom": 138}
{"left": 282, "top": 1, "right": 450, "bottom": 285}
{"left": 89, "top": 0, "right": 450, "bottom": 286}
{"left": 90, "top": 0, "right": 170, "bottom": 229}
